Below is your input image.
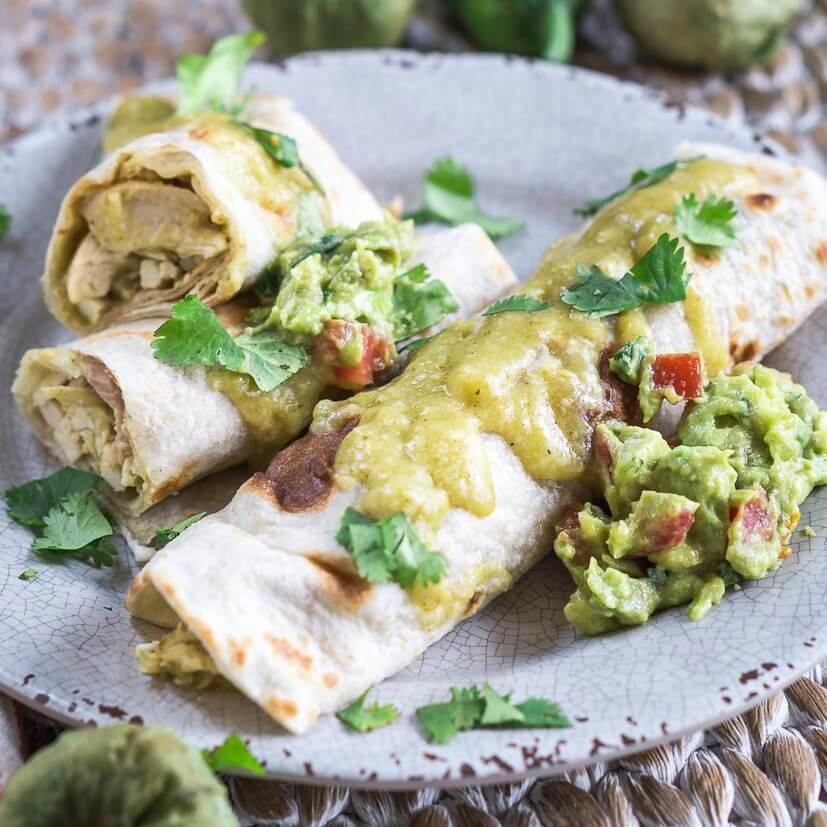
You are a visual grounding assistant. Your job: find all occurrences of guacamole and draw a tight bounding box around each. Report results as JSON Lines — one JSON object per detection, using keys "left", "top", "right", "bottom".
{"left": 555, "top": 365, "right": 827, "bottom": 634}
{"left": 254, "top": 216, "right": 418, "bottom": 343}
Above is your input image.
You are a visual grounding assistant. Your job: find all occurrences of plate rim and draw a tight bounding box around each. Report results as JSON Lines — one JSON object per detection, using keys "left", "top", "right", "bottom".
{"left": 0, "top": 48, "right": 820, "bottom": 789}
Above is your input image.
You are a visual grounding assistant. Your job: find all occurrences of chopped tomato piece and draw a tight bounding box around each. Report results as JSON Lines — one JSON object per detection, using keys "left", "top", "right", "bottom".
{"left": 652, "top": 353, "right": 703, "bottom": 400}
{"left": 729, "top": 490, "right": 774, "bottom": 543}
{"left": 315, "top": 320, "right": 393, "bottom": 390}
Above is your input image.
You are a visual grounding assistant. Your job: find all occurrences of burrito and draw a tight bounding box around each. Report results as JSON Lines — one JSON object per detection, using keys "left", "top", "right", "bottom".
{"left": 43, "top": 94, "right": 382, "bottom": 334}
{"left": 15, "top": 223, "right": 516, "bottom": 519}
{"left": 127, "top": 145, "right": 827, "bottom": 733}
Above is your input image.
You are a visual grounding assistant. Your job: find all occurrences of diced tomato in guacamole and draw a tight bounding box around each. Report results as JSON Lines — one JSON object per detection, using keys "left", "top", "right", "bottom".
{"left": 651, "top": 353, "right": 703, "bottom": 400}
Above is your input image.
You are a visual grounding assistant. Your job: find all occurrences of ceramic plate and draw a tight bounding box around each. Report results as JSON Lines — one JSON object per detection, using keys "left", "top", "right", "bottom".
{"left": 1, "top": 51, "right": 825, "bottom": 788}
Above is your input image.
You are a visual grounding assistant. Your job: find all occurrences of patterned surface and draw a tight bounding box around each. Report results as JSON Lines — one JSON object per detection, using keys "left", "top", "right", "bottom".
{"left": 1, "top": 53, "right": 826, "bottom": 788}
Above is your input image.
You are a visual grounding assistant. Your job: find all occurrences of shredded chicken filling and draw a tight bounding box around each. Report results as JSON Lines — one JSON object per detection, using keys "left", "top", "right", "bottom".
{"left": 30, "top": 358, "right": 143, "bottom": 496}
{"left": 136, "top": 623, "right": 219, "bottom": 690}
{"left": 66, "top": 179, "right": 228, "bottom": 323}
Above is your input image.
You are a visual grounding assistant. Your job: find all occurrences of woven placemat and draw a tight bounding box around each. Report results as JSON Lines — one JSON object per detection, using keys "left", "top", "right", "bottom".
{"left": 4, "top": 662, "right": 827, "bottom": 826}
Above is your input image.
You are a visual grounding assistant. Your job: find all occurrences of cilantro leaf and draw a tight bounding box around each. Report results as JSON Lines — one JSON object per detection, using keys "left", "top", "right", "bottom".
{"left": 337, "top": 689, "right": 399, "bottom": 733}
{"left": 512, "top": 698, "right": 571, "bottom": 728}
{"left": 400, "top": 335, "right": 435, "bottom": 353}
{"left": 674, "top": 194, "right": 738, "bottom": 248}
{"left": 152, "top": 296, "right": 307, "bottom": 392}
{"left": 561, "top": 234, "right": 690, "bottom": 318}
{"left": 609, "top": 337, "right": 650, "bottom": 385}
{"left": 202, "top": 733, "right": 265, "bottom": 776}
{"left": 32, "top": 491, "right": 111, "bottom": 552}
{"left": 289, "top": 232, "right": 346, "bottom": 270}
{"left": 416, "top": 684, "right": 570, "bottom": 743}
{"left": 480, "top": 683, "right": 525, "bottom": 726}
{"left": 405, "top": 157, "right": 524, "bottom": 241}
{"left": 417, "top": 687, "right": 486, "bottom": 744}
{"left": 5, "top": 468, "right": 104, "bottom": 529}
{"left": 233, "top": 330, "right": 309, "bottom": 392}
{"left": 392, "top": 263, "right": 459, "bottom": 340}
{"left": 152, "top": 295, "right": 238, "bottom": 368}
{"left": 483, "top": 295, "right": 550, "bottom": 316}
{"left": 0, "top": 204, "right": 10, "bottom": 242}
{"left": 336, "top": 508, "right": 447, "bottom": 590}
{"left": 18, "top": 568, "right": 38, "bottom": 582}
{"left": 152, "top": 512, "right": 207, "bottom": 551}
{"left": 575, "top": 156, "right": 704, "bottom": 217}
{"left": 177, "top": 32, "right": 265, "bottom": 115}
{"left": 31, "top": 492, "right": 117, "bottom": 568}
{"left": 235, "top": 122, "right": 323, "bottom": 193}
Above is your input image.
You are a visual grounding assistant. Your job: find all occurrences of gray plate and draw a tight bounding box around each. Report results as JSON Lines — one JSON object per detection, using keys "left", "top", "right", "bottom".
{"left": 1, "top": 51, "right": 825, "bottom": 789}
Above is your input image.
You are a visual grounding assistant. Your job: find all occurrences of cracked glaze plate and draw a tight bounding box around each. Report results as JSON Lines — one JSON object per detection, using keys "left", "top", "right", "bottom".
{"left": 1, "top": 52, "right": 826, "bottom": 788}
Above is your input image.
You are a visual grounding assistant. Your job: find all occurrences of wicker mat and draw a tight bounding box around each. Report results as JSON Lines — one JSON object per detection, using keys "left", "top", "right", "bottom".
{"left": 3, "top": 662, "right": 827, "bottom": 826}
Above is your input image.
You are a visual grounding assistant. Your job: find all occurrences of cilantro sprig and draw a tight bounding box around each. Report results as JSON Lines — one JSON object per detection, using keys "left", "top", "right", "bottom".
{"left": 152, "top": 512, "right": 207, "bottom": 551}
{"left": 417, "top": 683, "right": 570, "bottom": 744}
{"left": 152, "top": 296, "right": 308, "bottom": 392}
{"left": 337, "top": 689, "right": 399, "bottom": 733}
{"left": 175, "top": 33, "right": 318, "bottom": 185}
{"left": 0, "top": 204, "right": 10, "bottom": 243}
{"left": 483, "top": 295, "right": 550, "bottom": 316}
{"left": 392, "top": 263, "right": 459, "bottom": 340}
{"left": 561, "top": 233, "right": 690, "bottom": 318}
{"left": 202, "top": 733, "right": 265, "bottom": 776}
{"left": 336, "top": 508, "right": 447, "bottom": 589}
{"left": 575, "top": 156, "right": 704, "bottom": 217}
{"left": 18, "top": 568, "right": 38, "bottom": 582}
{"left": 405, "top": 157, "right": 524, "bottom": 241}
{"left": 5, "top": 469, "right": 117, "bottom": 568}
{"left": 176, "top": 32, "right": 265, "bottom": 116}
{"left": 674, "top": 194, "right": 738, "bottom": 248}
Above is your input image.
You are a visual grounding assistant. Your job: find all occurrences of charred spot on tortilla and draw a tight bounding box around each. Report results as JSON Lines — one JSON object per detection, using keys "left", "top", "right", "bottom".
{"left": 229, "top": 638, "right": 250, "bottom": 667}
{"left": 596, "top": 348, "right": 642, "bottom": 425}
{"left": 323, "top": 673, "right": 339, "bottom": 688}
{"left": 815, "top": 242, "right": 827, "bottom": 266}
{"left": 463, "top": 589, "right": 485, "bottom": 619}
{"left": 729, "top": 337, "right": 760, "bottom": 363}
{"left": 306, "top": 554, "right": 373, "bottom": 610}
{"left": 266, "top": 696, "right": 299, "bottom": 720}
{"left": 264, "top": 634, "right": 313, "bottom": 671}
{"left": 745, "top": 192, "right": 778, "bottom": 210}
{"left": 256, "top": 418, "right": 358, "bottom": 512}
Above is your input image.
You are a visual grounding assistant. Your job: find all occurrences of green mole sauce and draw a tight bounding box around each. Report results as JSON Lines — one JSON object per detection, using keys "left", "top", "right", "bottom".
{"left": 314, "top": 160, "right": 757, "bottom": 544}
{"left": 207, "top": 363, "right": 333, "bottom": 464}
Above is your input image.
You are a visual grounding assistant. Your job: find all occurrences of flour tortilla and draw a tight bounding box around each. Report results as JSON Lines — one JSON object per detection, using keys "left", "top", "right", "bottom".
{"left": 15, "top": 224, "right": 517, "bottom": 521}
{"left": 128, "top": 144, "right": 827, "bottom": 733}
{"left": 43, "top": 94, "right": 383, "bottom": 334}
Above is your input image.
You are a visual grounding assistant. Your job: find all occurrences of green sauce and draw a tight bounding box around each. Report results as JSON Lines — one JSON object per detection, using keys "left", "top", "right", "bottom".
{"left": 316, "top": 159, "right": 755, "bottom": 538}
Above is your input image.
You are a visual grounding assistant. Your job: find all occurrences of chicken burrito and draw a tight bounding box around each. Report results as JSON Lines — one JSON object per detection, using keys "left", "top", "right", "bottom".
{"left": 15, "top": 222, "right": 516, "bottom": 519}
{"left": 43, "top": 93, "right": 382, "bottom": 334}
{"left": 127, "top": 145, "right": 827, "bottom": 733}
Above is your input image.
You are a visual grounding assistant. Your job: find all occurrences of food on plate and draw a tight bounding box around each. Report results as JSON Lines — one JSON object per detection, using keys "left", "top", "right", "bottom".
{"left": 616, "top": 0, "right": 802, "bottom": 72}
{"left": 556, "top": 365, "right": 827, "bottom": 633}
{"left": 241, "top": 0, "right": 416, "bottom": 54}
{"left": 405, "top": 156, "right": 524, "bottom": 241}
{"left": 42, "top": 31, "right": 382, "bottom": 334}
{"left": 44, "top": 92, "right": 381, "bottom": 334}
{"left": 126, "top": 145, "right": 827, "bottom": 732}
{"left": 14, "top": 222, "right": 516, "bottom": 519}
{"left": 0, "top": 724, "right": 238, "bottom": 827}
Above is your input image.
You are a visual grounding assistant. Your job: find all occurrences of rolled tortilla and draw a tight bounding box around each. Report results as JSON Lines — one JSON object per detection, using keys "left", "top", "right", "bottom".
{"left": 43, "top": 95, "right": 383, "bottom": 334}
{"left": 128, "top": 145, "right": 827, "bottom": 733}
{"left": 15, "top": 224, "right": 517, "bottom": 519}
